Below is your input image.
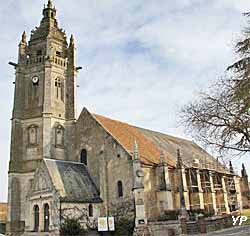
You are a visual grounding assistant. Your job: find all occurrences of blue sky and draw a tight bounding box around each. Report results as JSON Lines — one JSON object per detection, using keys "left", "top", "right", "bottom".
{"left": 1, "top": 0, "right": 250, "bottom": 202}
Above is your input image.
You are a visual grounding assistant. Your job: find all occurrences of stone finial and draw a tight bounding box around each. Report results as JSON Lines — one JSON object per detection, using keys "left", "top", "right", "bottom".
{"left": 242, "top": 163, "right": 248, "bottom": 177}
{"left": 21, "top": 31, "right": 27, "bottom": 44}
{"left": 229, "top": 161, "right": 234, "bottom": 174}
{"left": 133, "top": 139, "right": 139, "bottom": 160}
{"left": 177, "top": 148, "right": 188, "bottom": 219}
{"left": 177, "top": 149, "right": 182, "bottom": 169}
{"left": 47, "top": 0, "right": 53, "bottom": 8}
{"left": 160, "top": 150, "right": 165, "bottom": 164}
{"left": 70, "top": 34, "right": 75, "bottom": 46}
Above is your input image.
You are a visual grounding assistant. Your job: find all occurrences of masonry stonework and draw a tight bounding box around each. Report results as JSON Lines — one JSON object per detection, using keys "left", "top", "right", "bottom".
{"left": 7, "top": 1, "right": 250, "bottom": 236}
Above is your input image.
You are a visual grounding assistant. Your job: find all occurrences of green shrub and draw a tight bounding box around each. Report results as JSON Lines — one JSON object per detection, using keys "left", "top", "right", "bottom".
{"left": 60, "top": 217, "right": 87, "bottom": 236}
{"left": 114, "top": 217, "right": 135, "bottom": 236}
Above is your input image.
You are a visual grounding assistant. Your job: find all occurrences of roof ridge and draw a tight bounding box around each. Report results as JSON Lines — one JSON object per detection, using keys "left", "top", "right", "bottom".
{"left": 93, "top": 113, "right": 192, "bottom": 144}
{"left": 92, "top": 113, "right": 131, "bottom": 126}
{"left": 44, "top": 158, "right": 84, "bottom": 165}
{"left": 134, "top": 125, "right": 195, "bottom": 144}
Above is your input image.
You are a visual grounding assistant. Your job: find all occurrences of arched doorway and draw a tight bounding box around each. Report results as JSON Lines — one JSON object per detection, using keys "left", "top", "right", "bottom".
{"left": 88, "top": 204, "right": 93, "bottom": 217}
{"left": 33, "top": 205, "right": 39, "bottom": 232}
{"left": 44, "top": 203, "right": 50, "bottom": 232}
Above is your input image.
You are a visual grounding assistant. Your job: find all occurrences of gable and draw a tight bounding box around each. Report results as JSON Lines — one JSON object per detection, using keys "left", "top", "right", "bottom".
{"left": 30, "top": 162, "right": 53, "bottom": 195}
{"left": 77, "top": 107, "right": 133, "bottom": 159}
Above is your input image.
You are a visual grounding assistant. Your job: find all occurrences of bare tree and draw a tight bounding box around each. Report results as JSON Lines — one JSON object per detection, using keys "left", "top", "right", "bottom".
{"left": 181, "top": 13, "right": 250, "bottom": 158}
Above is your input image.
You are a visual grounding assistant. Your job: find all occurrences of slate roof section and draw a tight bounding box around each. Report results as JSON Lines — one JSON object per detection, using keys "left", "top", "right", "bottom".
{"left": 93, "top": 113, "right": 229, "bottom": 173}
{"left": 44, "top": 159, "right": 102, "bottom": 203}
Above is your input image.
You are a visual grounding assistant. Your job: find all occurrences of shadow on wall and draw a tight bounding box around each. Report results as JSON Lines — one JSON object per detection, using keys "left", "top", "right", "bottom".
{"left": 0, "top": 223, "right": 6, "bottom": 234}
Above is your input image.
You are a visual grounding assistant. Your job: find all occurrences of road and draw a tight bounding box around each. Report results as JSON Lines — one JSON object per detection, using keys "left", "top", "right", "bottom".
{"left": 206, "top": 225, "right": 250, "bottom": 236}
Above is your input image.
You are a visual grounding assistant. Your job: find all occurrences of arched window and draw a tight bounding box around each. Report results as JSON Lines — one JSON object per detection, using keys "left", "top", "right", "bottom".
{"left": 44, "top": 204, "right": 50, "bottom": 232}
{"left": 55, "top": 78, "right": 61, "bottom": 98}
{"left": 80, "top": 149, "right": 87, "bottom": 165}
{"left": 117, "top": 181, "right": 123, "bottom": 198}
{"left": 55, "top": 78, "right": 64, "bottom": 101}
{"left": 88, "top": 204, "right": 93, "bottom": 217}
{"left": 55, "top": 125, "right": 64, "bottom": 147}
{"left": 33, "top": 205, "right": 39, "bottom": 232}
{"left": 28, "top": 125, "right": 38, "bottom": 146}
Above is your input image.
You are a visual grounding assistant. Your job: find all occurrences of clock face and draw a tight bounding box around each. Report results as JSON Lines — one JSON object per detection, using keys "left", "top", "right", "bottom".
{"left": 32, "top": 76, "right": 39, "bottom": 84}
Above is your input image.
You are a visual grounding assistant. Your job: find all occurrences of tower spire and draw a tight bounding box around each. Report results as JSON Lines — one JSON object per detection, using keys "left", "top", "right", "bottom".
{"left": 242, "top": 163, "right": 248, "bottom": 177}
{"left": 21, "top": 31, "right": 26, "bottom": 44}
{"left": 47, "top": 0, "right": 53, "bottom": 8}
{"left": 42, "top": 0, "right": 57, "bottom": 22}
{"left": 70, "top": 34, "right": 75, "bottom": 47}
{"left": 18, "top": 31, "right": 27, "bottom": 64}
{"left": 229, "top": 161, "right": 234, "bottom": 174}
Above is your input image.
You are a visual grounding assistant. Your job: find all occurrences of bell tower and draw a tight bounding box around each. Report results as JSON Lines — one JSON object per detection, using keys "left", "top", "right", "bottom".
{"left": 10, "top": 0, "right": 77, "bottom": 172}
{"left": 7, "top": 1, "right": 78, "bottom": 235}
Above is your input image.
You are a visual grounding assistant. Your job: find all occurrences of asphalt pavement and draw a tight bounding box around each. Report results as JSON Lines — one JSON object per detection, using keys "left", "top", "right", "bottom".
{"left": 189, "top": 225, "right": 250, "bottom": 236}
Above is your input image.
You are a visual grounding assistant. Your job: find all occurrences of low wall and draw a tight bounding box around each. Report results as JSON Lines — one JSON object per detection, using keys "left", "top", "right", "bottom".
{"left": 148, "top": 220, "right": 181, "bottom": 236}
{"left": 205, "top": 214, "right": 234, "bottom": 233}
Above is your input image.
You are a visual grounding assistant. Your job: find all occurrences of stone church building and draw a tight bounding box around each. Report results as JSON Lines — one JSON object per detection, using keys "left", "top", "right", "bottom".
{"left": 6, "top": 1, "right": 250, "bottom": 236}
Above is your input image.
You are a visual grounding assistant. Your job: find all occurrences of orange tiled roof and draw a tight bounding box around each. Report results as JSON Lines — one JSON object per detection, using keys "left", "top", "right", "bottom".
{"left": 93, "top": 114, "right": 175, "bottom": 166}
{"left": 92, "top": 113, "right": 230, "bottom": 173}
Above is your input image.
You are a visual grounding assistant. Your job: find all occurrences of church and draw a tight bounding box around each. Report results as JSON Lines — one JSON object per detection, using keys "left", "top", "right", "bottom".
{"left": 6, "top": 1, "right": 250, "bottom": 236}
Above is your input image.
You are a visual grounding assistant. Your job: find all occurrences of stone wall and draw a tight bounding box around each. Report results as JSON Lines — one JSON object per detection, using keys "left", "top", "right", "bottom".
{"left": 60, "top": 202, "right": 102, "bottom": 230}
{"left": 7, "top": 173, "right": 34, "bottom": 235}
{"left": 205, "top": 215, "right": 235, "bottom": 233}
{"left": 148, "top": 221, "right": 181, "bottom": 236}
{"left": 76, "top": 109, "right": 135, "bottom": 218}
{"left": 143, "top": 167, "right": 159, "bottom": 220}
